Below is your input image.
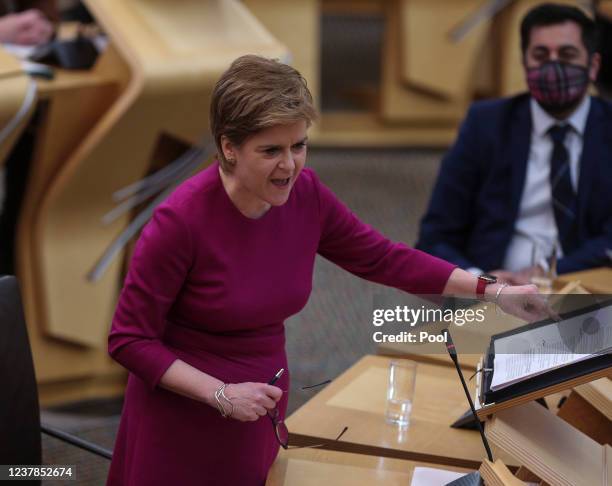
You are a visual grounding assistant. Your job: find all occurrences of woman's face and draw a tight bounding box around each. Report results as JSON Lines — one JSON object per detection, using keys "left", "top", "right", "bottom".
{"left": 221, "top": 120, "right": 308, "bottom": 216}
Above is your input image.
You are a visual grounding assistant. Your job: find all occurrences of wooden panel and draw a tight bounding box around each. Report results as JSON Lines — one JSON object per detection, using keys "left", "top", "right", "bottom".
{"left": 31, "top": 0, "right": 288, "bottom": 349}
{"left": 480, "top": 459, "right": 528, "bottom": 485}
{"left": 311, "top": 112, "right": 457, "bottom": 147}
{"left": 18, "top": 76, "right": 123, "bottom": 376}
{"left": 476, "top": 367, "right": 612, "bottom": 420}
{"left": 37, "top": 371, "right": 126, "bottom": 406}
{"left": 575, "top": 378, "right": 612, "bottom": 421}
{"left": 243, "top": 0, "right": 319, "bottom": 108}
{"left": 321, "top": 0, "right": 384, "bottom": 16}
{"left": 380, "top": 0, "right": 467, "bottom": 124}
{"left": 287, "top": 355, "right": 518, "bottom": 469}
{"left": 556, "top": 390, "right": 612, "bottom": 445}
{"left": 13, "top": 1, "right": 288, "bottom": 398}
{"left": 16, "top": 47, "right": 128, "bottom": 383}
{"left": 486, "top": 401, "right": 607, "bottom": 486}
{"left": 399, "top": 0, "right": 490, "bottom": 100}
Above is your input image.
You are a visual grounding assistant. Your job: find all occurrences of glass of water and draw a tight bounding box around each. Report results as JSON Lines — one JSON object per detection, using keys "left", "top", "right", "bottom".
{"left": 385, "top": 359, "right": 417, "bottom": 428}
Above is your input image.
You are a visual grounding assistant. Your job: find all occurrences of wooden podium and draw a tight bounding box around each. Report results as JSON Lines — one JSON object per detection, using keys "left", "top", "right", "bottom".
{"left": 486, "top": 400, "right": 611, "bottom": 486}
{"left": 479, "top": 460, "right": 528, "bottom": 486}
{"left": 473, "top": 348, "right": 612, "bottom": 484}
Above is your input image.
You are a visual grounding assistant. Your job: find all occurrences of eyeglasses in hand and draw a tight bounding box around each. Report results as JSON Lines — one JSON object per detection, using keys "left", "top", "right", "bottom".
{"left": 268, "top": 379, "right": 348, "bottom": 450}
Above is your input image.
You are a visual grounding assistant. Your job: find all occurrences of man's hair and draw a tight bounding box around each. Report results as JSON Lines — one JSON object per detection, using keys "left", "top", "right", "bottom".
{"left": 520, "top": 3, "right": 598, "bottom": 56}
{"left": 210, "top": 55, "right": 317, "bottom": 172}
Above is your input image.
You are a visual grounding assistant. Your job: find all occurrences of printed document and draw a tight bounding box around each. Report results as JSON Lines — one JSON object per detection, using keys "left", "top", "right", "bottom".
{"left": 490, "top": 303, "right": 612, "bottom": 391}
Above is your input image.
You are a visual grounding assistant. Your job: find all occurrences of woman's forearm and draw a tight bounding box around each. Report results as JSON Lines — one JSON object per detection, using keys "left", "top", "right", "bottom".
{"left": 442, "top": 267, "right": 503, "bottom": 301}
{"left": 158, "top": 359, "right": 283, "bottom": 422}
{"left": 442, "top": 268, "right": 553, "bottom": 322}
{"left": 158, "top": 359, "right": 223, "bottom": 408}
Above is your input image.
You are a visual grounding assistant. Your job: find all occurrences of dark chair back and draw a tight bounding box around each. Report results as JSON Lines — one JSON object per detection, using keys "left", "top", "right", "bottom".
{"left": 0, "top": 276, "right": 42, "bottom": 467}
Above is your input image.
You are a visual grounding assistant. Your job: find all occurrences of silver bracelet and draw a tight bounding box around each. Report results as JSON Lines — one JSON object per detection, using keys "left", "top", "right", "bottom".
{"left": 494, "top": 283, "right": 509, "bottom": 306}
{"left": 219, "top": 386, "right": 234, "bottom": 418}
{"left": 214, "top": 384, "right": 228, "bottom": 417}
{"left": 214, "top": 383, "right": 234, "bottom": 418}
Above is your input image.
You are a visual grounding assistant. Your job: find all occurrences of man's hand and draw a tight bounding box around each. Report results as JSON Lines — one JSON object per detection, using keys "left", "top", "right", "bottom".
{"left": 489, "top": 269, "right": 516, "bottom": 285}
{"left": 0, "top": 10, "right": 54, "bottom": 46}
{"left": 490, "top": 265, "right": 544, "bottom": 285}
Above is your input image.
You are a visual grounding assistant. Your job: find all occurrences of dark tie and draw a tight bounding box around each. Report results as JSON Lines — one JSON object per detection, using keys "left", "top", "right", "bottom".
{"left": 548, "top": 124, "right": 579, "bottom": 254}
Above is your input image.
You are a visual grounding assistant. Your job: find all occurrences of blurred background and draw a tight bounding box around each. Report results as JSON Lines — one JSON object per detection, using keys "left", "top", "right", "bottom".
{"left": 0, "top": 0, "right": 610, "bottom": 483}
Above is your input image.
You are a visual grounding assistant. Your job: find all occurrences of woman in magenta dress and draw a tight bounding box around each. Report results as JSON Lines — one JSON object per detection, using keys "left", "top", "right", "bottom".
{"left": 107, "top": 55, "right": 549, "bottom": 485}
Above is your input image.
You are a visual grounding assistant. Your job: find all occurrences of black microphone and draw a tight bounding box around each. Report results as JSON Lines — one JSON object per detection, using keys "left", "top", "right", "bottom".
{"left": 443, "top": 328, "right": 494, "bottom": 462}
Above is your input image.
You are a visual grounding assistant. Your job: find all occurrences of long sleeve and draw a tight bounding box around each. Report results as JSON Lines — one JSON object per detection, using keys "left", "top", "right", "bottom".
{"left": 108, "top": 204, "right": 194, "bottom": 390}
{"left": 313, "top": 173, "right": 456, "bottom": 294}
{"left": 415, "top": 105, "right": 484, "bottom": 269}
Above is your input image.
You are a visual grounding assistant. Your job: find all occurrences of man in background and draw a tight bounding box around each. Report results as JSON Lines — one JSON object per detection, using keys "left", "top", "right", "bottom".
{"left": 417, "top": 3, "right": 612, "bottom": 284}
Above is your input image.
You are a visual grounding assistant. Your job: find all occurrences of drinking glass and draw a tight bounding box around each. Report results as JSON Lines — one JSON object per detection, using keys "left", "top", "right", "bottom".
{"left": 385, "top": 359, "right": 417, "bottom": 428}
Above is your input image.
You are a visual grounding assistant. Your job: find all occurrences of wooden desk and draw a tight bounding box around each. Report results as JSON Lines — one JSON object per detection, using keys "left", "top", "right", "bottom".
{"left": 287, "top": 355, "right": 518, "bottom": 469}
{"left": 377, "top": 349, "right": 482, "bottom": 372}
{"left": 266, "top": 448, "right": 471, "bottom": 485}
{"left": 555, "top": 268, "right": 612, "bottom": 295}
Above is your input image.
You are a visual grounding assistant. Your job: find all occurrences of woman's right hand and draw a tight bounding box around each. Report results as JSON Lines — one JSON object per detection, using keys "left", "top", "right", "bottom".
{"left": 222, "top": 382, "right": 282, "bottom": 422}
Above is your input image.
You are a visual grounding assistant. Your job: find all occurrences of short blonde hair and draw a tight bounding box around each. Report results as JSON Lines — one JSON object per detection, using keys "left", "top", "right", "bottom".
{"left": 210, "top": 55, "right": 317, "bottom": 172}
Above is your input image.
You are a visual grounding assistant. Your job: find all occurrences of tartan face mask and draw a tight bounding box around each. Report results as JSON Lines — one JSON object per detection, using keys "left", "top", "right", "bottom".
{"left": 526, "top": 61, "right": 590, "bottom": 114}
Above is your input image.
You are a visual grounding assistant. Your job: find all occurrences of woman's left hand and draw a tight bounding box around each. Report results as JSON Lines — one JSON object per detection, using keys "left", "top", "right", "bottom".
{"left": 492, "top": 284, "right": 558, "bottom": 322}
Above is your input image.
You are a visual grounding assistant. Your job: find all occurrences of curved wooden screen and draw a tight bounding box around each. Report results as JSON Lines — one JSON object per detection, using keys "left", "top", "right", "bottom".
{"left": 16, "top": 0, "right": 288, "bottom": 403}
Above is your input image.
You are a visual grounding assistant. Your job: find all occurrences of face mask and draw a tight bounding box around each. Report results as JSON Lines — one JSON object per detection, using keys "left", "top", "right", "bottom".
{"left": 526, "top": 61, "right": 590, "bottom": 114}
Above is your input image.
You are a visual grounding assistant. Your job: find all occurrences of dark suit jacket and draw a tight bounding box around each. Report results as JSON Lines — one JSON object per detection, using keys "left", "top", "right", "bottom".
{"left": 416, "top": 93, "right": 612, "bottom": 275}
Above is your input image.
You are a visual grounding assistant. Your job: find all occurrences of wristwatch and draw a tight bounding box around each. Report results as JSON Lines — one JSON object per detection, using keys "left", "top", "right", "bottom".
{"left": 476, "top": 274, "right": 497, "bottom": 297}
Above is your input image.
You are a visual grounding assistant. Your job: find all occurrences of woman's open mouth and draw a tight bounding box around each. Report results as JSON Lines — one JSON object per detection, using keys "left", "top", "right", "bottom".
{"left": 271, "top": 177, "right": 291, "bottom": 187}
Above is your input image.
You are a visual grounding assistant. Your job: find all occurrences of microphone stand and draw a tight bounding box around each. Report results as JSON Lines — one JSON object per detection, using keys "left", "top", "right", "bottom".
{"left": 443, "top": 328, "right": 494, "bottom": 462}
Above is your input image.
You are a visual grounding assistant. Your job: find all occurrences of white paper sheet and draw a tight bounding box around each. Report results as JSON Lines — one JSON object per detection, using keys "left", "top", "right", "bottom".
{"left": 490, "top": 303, "right": 612, "bottom": 391}
{"left": 410, "top": 467, "right": 468, "bottom": 486}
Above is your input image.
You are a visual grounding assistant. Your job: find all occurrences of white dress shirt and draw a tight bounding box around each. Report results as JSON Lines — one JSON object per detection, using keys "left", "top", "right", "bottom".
{"left": 502, "top": 95, "right": 591, "bottom": 272}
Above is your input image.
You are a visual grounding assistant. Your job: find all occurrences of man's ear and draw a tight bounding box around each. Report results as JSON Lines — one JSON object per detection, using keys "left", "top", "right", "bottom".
{"left": 589, "top": 52, "right": 601, "bottom": 83}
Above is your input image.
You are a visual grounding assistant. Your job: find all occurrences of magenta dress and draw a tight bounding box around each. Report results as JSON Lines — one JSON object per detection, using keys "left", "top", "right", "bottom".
{"left": 106, "top": 162, "right": 455, "bottom": 485}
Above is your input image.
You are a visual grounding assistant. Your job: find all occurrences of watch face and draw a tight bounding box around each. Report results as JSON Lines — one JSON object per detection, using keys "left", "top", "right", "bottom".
{"left": 479, "top": 274, "right": 497, "bottom": 284}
